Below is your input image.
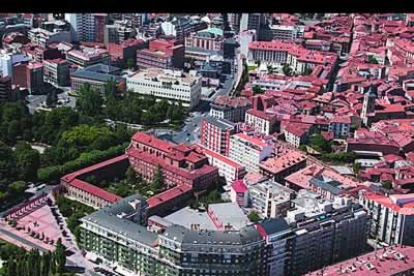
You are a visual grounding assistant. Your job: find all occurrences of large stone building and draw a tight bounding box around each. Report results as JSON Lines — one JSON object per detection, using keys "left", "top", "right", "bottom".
{"left": 80, "top": 195, "right": 268, "bottom": 276}
{"left": 127, "top": 132, "right": 219, "bottom": 191}
{"left": 126, "top": 68, "right": 202, "bottom": 109}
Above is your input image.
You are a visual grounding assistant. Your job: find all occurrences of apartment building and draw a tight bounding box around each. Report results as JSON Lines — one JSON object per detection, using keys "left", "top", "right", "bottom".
{"left": 209, "top": 95, "right": 251, "bottom": 123}
{"left": 249, "top": 179, "right": 294, "bottom": 218}
{"left": 229, "top": 132, "right": 273, "bottom": 173}
{"left": 200, "top": 116, "right": 236, "bottom": 156}
{"left": 359, "top": 190, "right": 414, "bottom": 246}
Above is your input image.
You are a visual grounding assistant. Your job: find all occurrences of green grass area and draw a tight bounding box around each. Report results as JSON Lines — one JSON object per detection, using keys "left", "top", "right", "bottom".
{"left": 55, "top": 195, "right": 94, "bottom": 245}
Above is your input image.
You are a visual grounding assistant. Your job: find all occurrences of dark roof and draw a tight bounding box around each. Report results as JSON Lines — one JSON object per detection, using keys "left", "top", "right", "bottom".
{"left": 309, "top": 177, "right": 343, "bottom": 195}
{"left": 71, "top": 63, "right": 123, "bottom": 83}
{"left": 81, "top": 194, "right": 157, "bottom": 246}
{"left": 161, "top": 225, "right": 263, "bottom": 251}
{"left": 204, "top": 116, "right": 236, "bottom": 130}
{"left": 259, "top": 218, "right": 291, "bottom": 235}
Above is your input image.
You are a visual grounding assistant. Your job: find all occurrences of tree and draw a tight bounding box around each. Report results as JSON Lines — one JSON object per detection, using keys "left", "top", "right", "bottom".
{"left": 309, "top": 134, "right": 332, "bottom": 153}
{"left": 5, "top": 256, "right": 17, "bottom": 276}
{"left": 282, "top": 64, "right": 293, "bottom": 76}
{"left": 15, "top": 143, "right": 40, "bottom": 181}
{"left": 252, "top": 85, "right": 264, "bottom": 95}
{"left": 0, "top": 141, "right": 17, "bottom": 187}
{"left": 353, "top": 162, "right": 362, "bottom": 175}
{"left": 248, "top": 210, "right": 261, "bottom": 223}
{"left": 382, "top": 181, "right": 392, "bottom": 190}
{"left": 125, "top": 166, "right": 137, "bottom": 183}
{"left": 127, "top": 58, "right": 135, "bottom": 69}
{"left": 76, "top": 83, "right": 104, "bottom": 117}
{"left": 9, "top": 181, "right": 27, "bottom": 195}
{"left": 151, "top": 165, "right": 165, "bottom": 193}
{"left": 45, "top": 90, "right": 58, "bottom": 107}
{"left": 267, "top": 65, "right": 274, "bottom": 74}
{"left": 54, "top": 238, "right": 66, "bottom": 273}
{"left": 41, "top": 251, "right": 52, "bottom": 276}
{"left": 368, "top": 55, "right": 379, "bottom": 64}
{"left": 104, "top": 79, "right": 118, "bottom": 100}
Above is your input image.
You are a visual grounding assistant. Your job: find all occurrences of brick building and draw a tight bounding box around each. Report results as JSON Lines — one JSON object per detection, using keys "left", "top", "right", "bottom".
{"left": 127, "top": 132, "right": 219, "bottom": 191}
{"left": 200, "top": 115, "right": 236, "bottom": 156}
{"left": 136, "top": 39, "right": 184, "bottom": 69}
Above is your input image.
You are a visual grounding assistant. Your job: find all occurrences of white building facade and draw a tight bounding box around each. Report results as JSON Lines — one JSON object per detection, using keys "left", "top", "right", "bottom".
{"left": 126, "top": 68, "right": 202, "bottom": 109}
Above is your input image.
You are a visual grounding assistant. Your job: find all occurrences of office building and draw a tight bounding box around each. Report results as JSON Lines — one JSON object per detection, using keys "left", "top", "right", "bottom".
{"left": 104, "top": 20, "right": 136, "bottom": 46}
{"left": 0, "top": 76, "right": 12, "bottom": 102}
{"left": 26, "top": 62, "right": 44, "bottom": 94}
{"left": 126, "top": 68, "right": 202, "bottom": 109}
{"left": 136, "top": 39, "right": 184, "bottom": 70}
{"left": 70, "top": 63, "right": 123, "bottom": 95}
{"left": 66, "top": 46, "right": 111, "bottom": 68}
{"left": 43, "top": 58, "right": 70, "bottom": 86}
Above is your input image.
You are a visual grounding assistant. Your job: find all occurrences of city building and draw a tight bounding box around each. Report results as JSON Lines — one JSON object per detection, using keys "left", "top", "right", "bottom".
{"left": 26, "top": 62, "right": 44, "bottom": 94}
{"left": 305, "top": 245, "right": 414, "bottom": 276}
{"left": 259, "top": 150, "right": 307, "bottom": 183}
{"left": 127, "top": 132, "right": 219, "bottom": 191}
{"left": 239, "top": 30, "right": 257, "bottom": 58}
{"left": 284, "top": 164, "right": 359, "bottom": 199}
{"left": 230, "top": 179, "right": 249, "bottom": 207}
{"left": 329, "top": 115, "right": 352, "bottom": 138}
{"left": 245, "top": 109, "right": 279, "bottom": 135}
{"left": 136, "top": 39, "right": 184, "bottom": 69}
{"left": 248, "top": 40, "right": 338, "bottom": 74}
{"left": 61, "top": 154, "right": 129, "bottom": 209}
{"left": 198, "top": 145, "right": 246, "bottom": 188}
{"left": 200, "top": 116, "right": 236, "bottom": 156}
{"left": 70, "top": 63, "right": 124, "bottom": 95}
{"left": 28, "top": 20, "right": 71, "bottom": 47}
{"left": 126, "top": 68, "right": 202, "bottom": 109}
{"left": 262, "top": 24, "right": 304, "bottom": 41}
{"left": 0, "top": 51, "right": 12, "bottom": 79}
{"left": 66, "top": 46, "right": 111, "bottom": 68}
{"left": 106, "top": 38, "right": 145, "bottom": 67}
{"left": 359, "top": 189, "right": 414, "bottom": 246}
{"left": 0, "top": 75, "right": 12, "bottom": 102}
{"left": 229, "top": 131, "right": 273, "bottom": 172}
{"left": 185, "top": 27, "right": 224, "bottom": 51}
{"left": 104, "top": 20, "right": 136, "bottom": 46}
{"left": 256, "top": 218, "right": 295, "bottom": 276}
{"left": 64, "top": 13, "right": 96, "bottom": 42}
{"left": 287, "top": 190, "right": 370, "bottom": 276}
{"left": 81, "top": 197, "right": 267, "bottom": 276}
{"left": 209, "top": 95, "right": 251, "bottom": 123}
{"left": 249, "top": 179, "right": 294, "bottom": 218}
{"left": 43, "top": 58, "right": 70, "bottom": 86}
{"left": 207, "top": 202, "right": 251, "bottom": 231}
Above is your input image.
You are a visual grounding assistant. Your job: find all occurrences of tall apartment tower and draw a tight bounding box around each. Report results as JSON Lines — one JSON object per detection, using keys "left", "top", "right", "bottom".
{"left": 361, "top": 85, "right": 377, "bottom": 126}
{"left": 64, "top": 13, "right": 95, "bottom": 42}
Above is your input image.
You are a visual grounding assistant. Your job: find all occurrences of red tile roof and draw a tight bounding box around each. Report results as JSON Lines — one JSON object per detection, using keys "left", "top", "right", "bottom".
{"left": 231, "top": 180, "right": 248, "bottom": 193}
{"left": 147, "top": 185, "right": 192, "bottom": 208}
{"left": 69, "top": 179, "right": 121, "bottom": 203}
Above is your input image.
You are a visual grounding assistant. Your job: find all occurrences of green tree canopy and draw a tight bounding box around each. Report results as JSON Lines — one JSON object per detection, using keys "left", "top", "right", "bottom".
{"left": 76, "top": 83, "right": 104, "bottom": 117}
